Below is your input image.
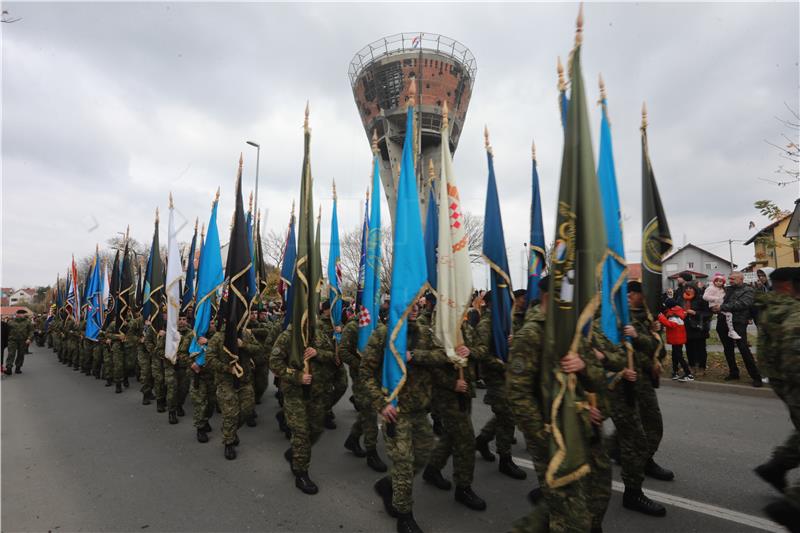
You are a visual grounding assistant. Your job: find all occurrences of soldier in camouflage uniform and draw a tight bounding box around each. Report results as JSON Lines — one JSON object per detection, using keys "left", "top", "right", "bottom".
{"left": 319, "top": 301, "right": 348, "bottom": 430}
{"left": 106, "top": 319, "right": 127, "bottom": 394}
{"left": 205, "top": 324, "right": 257, "bottom": 461}
{"left": 340, "top": 317, "right": 387, "bottom": 472}
{"left": 251, "top": 309, "right": 278, "bottom": 406}
{"left": 5, "top": 310, "right": 33, "bottom": 375}
{"left": 190, "top": 321, "right": 217, "bottom": 443}
{"left": 270, "top": 324, "right": 335, "bottom": 494}
{"left": 73, "top": 316, "right": 86, "bottom": 371}
{"left": 137, "top": 313, "right": 155, "bottom": 405}
{"left": 362, "top": 305, "right": 449, "bottom": 533}
{"left": 423, "top": 319, "right": 487, "bottom": 511}
{"left": 92, "top": 328, "right": 105, "bottom": 379}
{"left": 52, "top": 314, "right": 63, "bottom": 358}
{"left": 146, "top": 313, "right": 168, "bottom": 412}
{"left": 755, "top": 268, "right": 800, "bottom": 530}
{"left": 164, "top": 315, "right": 193, "bottom": 424}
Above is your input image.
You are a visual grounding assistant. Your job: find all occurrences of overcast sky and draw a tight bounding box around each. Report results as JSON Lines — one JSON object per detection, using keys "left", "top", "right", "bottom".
{"left": 2, "top": 1, "right": 798, "bottom": 290}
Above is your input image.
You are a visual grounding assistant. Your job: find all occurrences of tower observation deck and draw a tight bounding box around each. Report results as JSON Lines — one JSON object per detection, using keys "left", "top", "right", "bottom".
{"left": 349, "top": 32, "right": 476, "bottom": 223}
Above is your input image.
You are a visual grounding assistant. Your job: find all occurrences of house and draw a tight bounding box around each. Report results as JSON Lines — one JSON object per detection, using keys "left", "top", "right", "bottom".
{"left": 744, "top": 214, "right": 800, "bottom": 269}
{"left": 9, "top": 288, "right": 36, "bottom": 305}
{"left": 1, "top": 306, "right": 32, "bottom": 318}
{"left": 784, "top": 198, "right": 800, "bottom": 240}
{"left": 627, "top": 263, "right": 642, "bottom": 281}
{"left": 661, "top": 244, "right": 736, "bottom": 290}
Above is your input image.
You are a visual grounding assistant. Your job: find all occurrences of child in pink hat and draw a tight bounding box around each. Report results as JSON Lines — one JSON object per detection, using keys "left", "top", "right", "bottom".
{"left": 703, "top": 272, "right": 740, "bottom": 339}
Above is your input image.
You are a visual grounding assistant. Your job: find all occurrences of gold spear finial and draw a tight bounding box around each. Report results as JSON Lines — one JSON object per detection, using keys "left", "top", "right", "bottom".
{"left": 238, "top": 152, "right": 243, "bottom": 170}
{"left": 304, "top": 101, "right": 310, "bottom": 132}
{"left": 557, "top": 56, "right": 566, "bottom": 92}
{"left": 366, "top": 186, "right": 370, "bottom": 201}
{"left": 641, "top": 101, "right": 648, "bottom": 130}
{"left": 407, "top": 77, "right": 417, "bottom": 107}
{"left": 442, "top": 101, "right": 449, "bottom": 130}
{"left": 427, "top": 159, "right": 436, "bottom": 187}
{"left": 291, "top": 200, "right": 295, "bottom": 218}
{"left": 125, "top": 225, "right": 130, "bottom": 241}
{"left": 532, "top": 139, "right": 537, "bottom": 161}
{"left": 332, "top": 179, "right": 337, "bottom": 200}
{"left": 201, "top": 222, "right": 205, "bottom": 240}
{"left": 317, "top": 205, "right": 322, "bottom": 223}
{"left": 248, "top": 191, "right": 253, "bottom": 213}
{"left": 169, "top": 192, "right": 174, "bottom": 209}
{"left": 194, "top": 217, "right": 198, "bottom": 232}
{"left": 599, "top": 73, "right": 607, "bottom": 101}
{"left": 155, "top": 208, "right": 159, "bottom": 223}
{"left": 96, "top": 243, "right": 99, "bottom": 254}
{"left": 213, "top": 186, "right": 220, "bottom": 205}
{"left": 371, "top": 129, "right": 379, "bottom": 154}
{"left": 575, "top": 3, "right": 584, "bottom": 46}
{"left": 484, "top": 125, "right": 492, "bottom": 154}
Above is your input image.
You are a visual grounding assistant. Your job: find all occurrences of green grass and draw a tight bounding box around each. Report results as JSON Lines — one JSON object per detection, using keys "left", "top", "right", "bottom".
{"left": 660, "top": 350, "right": 768, "bottom": 387}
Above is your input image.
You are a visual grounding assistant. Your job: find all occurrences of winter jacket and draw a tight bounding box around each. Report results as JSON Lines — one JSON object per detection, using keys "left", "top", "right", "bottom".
{"left": 658, "top": 306, "right": 687, "bottom": 346}
{"left": 719, "top": 284, "right": 756, "bottom": 327}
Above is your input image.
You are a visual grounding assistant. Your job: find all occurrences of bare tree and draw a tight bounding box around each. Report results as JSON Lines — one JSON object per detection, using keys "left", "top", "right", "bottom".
{"left": 261, "top": 229, "right": 286, "bottom": 268}
{"left": 461, "top": 212, "right": 484, "bottom": 264}
{"left": 760, "top": 103, "right": 799, "bottom": 188}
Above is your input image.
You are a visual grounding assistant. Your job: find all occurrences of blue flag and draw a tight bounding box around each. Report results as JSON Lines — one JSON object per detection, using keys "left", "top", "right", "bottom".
{"left": 182, "top": 221, "right": 198, "bottom": 312}
{"left": 423, "top": 183, "right": 438, "bottom": 292}
{"left": 141, "top": 244, "right": 154, "bottom": 319}
{"left": 598, "top": 95, "right": 629, "bottom": 344}
{"left": 280, "top": 211, "right": 297, "bottom": 330}
{"left": 383, "top": 105, "right": 427, "bottom": 406}
{"left": 358, "top": 155, "right": 383, "bottom": 353}
{"left": 189, "top": 198, "right": 224, "bottom": 366}
{"left": 482, "top": 148, "right": 513, "bottom": 362}
{"left": 527, "top": 152, "right": 547, "bottom": 305}
{"left": 328, "top": 189, "right": 343, "bottom": 342}
{"left": 355, "top": 193, "right": 369, "bottom": 313}
{"left": 85, "top": 251, "right": 104, "bottom": 340}
{"left": 246, "top": 210, "right": 258, "bottom": 303}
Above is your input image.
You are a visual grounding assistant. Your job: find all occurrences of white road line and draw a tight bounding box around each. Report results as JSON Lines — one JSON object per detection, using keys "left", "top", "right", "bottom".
{"left": 512, "top": 457, "right": 784, "bottom": 533}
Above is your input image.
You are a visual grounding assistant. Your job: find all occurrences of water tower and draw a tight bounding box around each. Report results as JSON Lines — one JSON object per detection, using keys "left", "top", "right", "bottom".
{"left": 349, "top": 32, "right": 477, "bottom": 223}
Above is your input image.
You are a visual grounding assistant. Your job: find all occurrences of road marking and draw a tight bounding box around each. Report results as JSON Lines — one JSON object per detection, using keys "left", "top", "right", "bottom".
{"left": 512, "top": 457, "right": 783, "bottom": 533}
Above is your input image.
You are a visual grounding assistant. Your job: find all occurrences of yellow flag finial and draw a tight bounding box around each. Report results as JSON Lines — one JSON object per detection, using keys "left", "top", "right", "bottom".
{"left": 371, "top": 129, "right": 379, "bottom": 155}
{"left": 599, "top": 73, "right": 606, "bottom": 100}
{"left": 125, "top": 224, "right": 130, "bottom": 240}
{"left": 532, "top": 139, "right": 537, "bottom": 161}
{"left": 169, "top": 192, "right": 174, "bottom": 209}
{"left": 200, "top": 222, "right": 205, "bottom": 240}
{"left": 557, "top": 56, "right": 566, "bottom": 92}
{"left": 641, "top": 101, "right": 648, "bottom": 130}
{"left": 407, "top": 77, "right": 417, "bottom": 107}
{"left": 213, "top": 186, "right": 220, "bottom": 205}
{"left": 248, "top": 191, "right": 253, "bottom": 213}
{"left": 291, "top": 200, "right": 295, "bottom": 218}
{"left": 575, "top": 3, "right": 584, "bottom": 46}
{"left": 332, "top": 179, "right": 337, "bottom": 200}
{"left": 304, "top": 101, "right": 310, "bottom": 132}
{"left": 427, "top": 158, "right": 435, "bottom": 186}
{"left": 238, "top": 152, "right": 243, "bottom": 170}
{"left": 155, "top": 207, "right": 160, "bottom": 223}
{"left": 317, "top": 205, "right": 322, "bottom": 223}
{"left": 484, "top": 125, "right": 492, "bottom": 155}
{"left": 442, "top": 101, "right": 449, "bottom": 130}
{"left": 194, "top": 217, "right": 199, "bottom": 232}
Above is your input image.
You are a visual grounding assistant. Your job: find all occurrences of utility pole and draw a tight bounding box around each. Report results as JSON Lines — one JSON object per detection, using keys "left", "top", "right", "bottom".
{"left": 728, "top": 239, "right": 734, "bottom": 273}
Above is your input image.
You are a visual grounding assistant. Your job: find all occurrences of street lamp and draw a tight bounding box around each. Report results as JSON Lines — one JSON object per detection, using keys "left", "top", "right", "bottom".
{"left": 246, "top": 141, "right": 261, "bottom": 218}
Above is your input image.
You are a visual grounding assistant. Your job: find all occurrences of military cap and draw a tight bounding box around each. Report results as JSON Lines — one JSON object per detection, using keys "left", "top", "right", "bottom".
{"left": 513, "top": 289, "right": 527, "bottom": 298}
{"left": 628, "top": 281, "right": 643, "bottom": 293}
{"left": 680, "top": 272, "right": 693, "bottom": 282}
{"left": 770, "top": 267, "right": 800, "bottom": 282}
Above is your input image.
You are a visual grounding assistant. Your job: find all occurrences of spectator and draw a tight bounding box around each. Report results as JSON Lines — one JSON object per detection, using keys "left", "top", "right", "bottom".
{"left": 703, "top": 273, "right": 740, "bottom": 340}
{"left": 709, "top": 271, "right": 763, "bottom": 387}
{"left": 681, "top": 285, "right": 710, "bottom": 377}
{"left": 755, "top": 267, "right": 774, "bottom": 293}
{"left": 675, "top": 272, "right": 693, "bottom": 303}
{"left": 658, "top": 298, "right": 693, "bottom": 381}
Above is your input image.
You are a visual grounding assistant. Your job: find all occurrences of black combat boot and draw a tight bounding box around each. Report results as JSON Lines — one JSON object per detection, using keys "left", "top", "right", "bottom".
{"left": 323, "top": 411, "right": 337, "bottom": 430}
{"left": 276, "top": 410, "right": 289, "bottom": 434}
{"left": 475, "top": 434, "right": 496, "bottom": 462}
{"left": 373, "top": 476, "right": 398, "bottom": 517}
{"left": 196, "top": 428, "right": 209, "bottom": 443}
{"left": 622, "top": 488, "right": 666, "bottom": 516}
{"left": 455, "top": 486, "right": 487, "bottom": 511}
{"left": 224, "top": 444, "right": 237, "bottom": 460}
{"left": 422, "top": 465, "right": 452, "bottom": 490}
{"left": 122, "top": 377, "right": 129, "bottom": 388}
{"left": 176, "top": 405, "right": 185, "bottom": 417}
{"left": 156, "top": 399, "right": 166, "bottom": 413}
{"left": 115, "top": 382, "right": 123, "bottom": 394}
{"left": 201, "top": 421, "right": 212, "bottom": 433}
{"left": 245, "top": 414, "right": 257, "bottom": 427}
{"left": 527, "top": 487, "right": 543, "bottom": 504}
{"left": 498, "top": 455, "right": 527, "bottom": 480}
{"left": 644, "top": 458, "right": 675, "bottom": 481}
{"left": 366, "top": 450, "right": 388, "bottom": 472}
{"left": 232, "top": 435, "right": 240, "bottom": 446}
{"left": 168, "top": 411, "right": 178, "bottom": 425}
{"left": 755, "top": 457, "right": 789, "bottom": 493}
{"left": 144, "top": 391, "right": 156, "bottom": 402}
{"left": 294, "top": 471, "right": 319, "bottom": 495}
{"left": 284, "top": 447, "right": 293, "bottom": 465}
{"left": 15, "top": 367, "right": 22, "bottom": 374}
{"left": 142, "top": 393, "right": 151, "bottom": 406}
{"left": 763, "top": 500, "right": 800, "bottom": 533}
{"left": 395, "top": 511, "right": 423, "bottom": 533}
{"left": 105, "top": 378, "right": 113, "bottom": 387}
{"left": 344, "top": 434, "right": 367, "bottom": 457}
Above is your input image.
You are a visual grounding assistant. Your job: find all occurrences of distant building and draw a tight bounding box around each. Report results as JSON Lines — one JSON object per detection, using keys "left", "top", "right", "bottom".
{"left": 1, "top": 306, "right": 32, "bottom": 318}
{"left": 9, "top": 288, "right": 36, "bottom": 305}
{"left": 662, "top": 244, "right": 736, "bottom": 290}
{"left": 784, "top": 199, "right": 800, "bottom": 241}
{"left": 627, "top": 263, "right": 642, "bottom": 281}
{"left": 744, "top": 214, "right": 800, "bottom": 269}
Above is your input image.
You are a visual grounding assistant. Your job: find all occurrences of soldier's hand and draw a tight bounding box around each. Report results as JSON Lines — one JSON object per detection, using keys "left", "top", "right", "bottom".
{"left": 237, "top": 338, "right": 243, "bottom": 347}
{"left": 560, "top": 352, "right": 585, "bottom": 373}
{"left": 507, "top": 335, "right": 513, "bottom": 345}
{"left": 592, "top": 348, "right": 605, "bottom": 361}
{"left": 382, "top": 404, "right": 398, "bottom": 424}
{"left": 589, "top": 406, "right": 603, "bottom": 426}
{"left": 303, "top": 347, "right": 317, "bottom": 360}
{"left": 302, "top": 373, "right": 312, "bottom": 385}
{"left": 198, "top": 337, "right": 208, "bottom": 346}
{"left": 651, "top": 321, "right": 662, "bottom": 333}
{"left": 334, "top": 325, "right": 342, "bottom": 334}
{"left": 405, "top": 350, "right": 413, "bottom": 362}
{"left": 622, "top": 368, "right": 637, "bottom": 382}
{"left": 454, "top": 379, "right": 468, "bottom": 393}
{"left": 158, "top": 330, "right": 166, "bottom": 337}
{"left": 623, "top": 325, "right": 638, "bottom": 338}
{"left": 456, "top": 345, "right": 470, "bottom": 359}
{"left": 191, "top": 362, "right": 201, "bottom": 373}
{"left": 105, "top": 339, "right": 111, "bottom": 346}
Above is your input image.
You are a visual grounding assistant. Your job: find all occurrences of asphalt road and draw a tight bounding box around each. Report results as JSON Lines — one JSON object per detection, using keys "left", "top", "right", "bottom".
{"left": 2, "top": 344, "right": 795, "bottom": 533}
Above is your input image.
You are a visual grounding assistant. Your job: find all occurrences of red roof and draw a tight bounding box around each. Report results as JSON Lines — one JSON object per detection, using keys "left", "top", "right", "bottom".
{"left": 628, "top": 263, "right": 642, "bottom": 281}
{"left": 0, "top": 297, "right": 9, "bottom": 307}
{"left": 1, "top": 306, "right": 32, "bottom": 317}
{"left": 668, "top": 270, "right": 709, "bottom": 280}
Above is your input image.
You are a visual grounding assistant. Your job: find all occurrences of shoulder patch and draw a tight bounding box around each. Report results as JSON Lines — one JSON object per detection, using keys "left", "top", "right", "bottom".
{"left": 510, "top": 356, "right": 526, "bottom": 375}
{"left": 271, "top": 347, "right": 281, "bottom": 356}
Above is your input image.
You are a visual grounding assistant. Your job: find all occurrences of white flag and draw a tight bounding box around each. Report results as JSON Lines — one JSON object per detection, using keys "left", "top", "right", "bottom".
{"left": 434, "top": 106, "right": 474, "bottom": 366}
{"left": 164, "top": 194, "right": 184, "bottom": 364}
{"left": 102, "top": 262, "right": 110, "bottom": 311}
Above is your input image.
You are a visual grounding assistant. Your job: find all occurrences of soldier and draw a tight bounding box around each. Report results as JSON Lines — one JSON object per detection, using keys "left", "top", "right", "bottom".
{"left": 423, "top": 317, "right": 487, "bottom": 511}
{"left": 270, "top": 324, "right": 334, "bottom": 494}
{"left": 73, "top": 314, "right": 86, "bottom": 371}
{"left": 34, "top": 313, "right": 45, "bottom": 347}
{"left": 472, "top": 291, "right": 527, "bottom": 480}
{"left": 754, "top": 267, "right": 800, "bottom": 530}
{"left": 147, "top": 312, "right": 168, "bottom": 413}
{"left": 190, "top": 321, "right": 217, "bottom": 443}
{"left": 4, "top": 309, "right": 33, "bottom": 375}
{"left": 319, "top": 301, "right": 348, "bottom": 430}
{"left": 164, "top": 314, "right": 193, "bottom": 424}
{"left": 340, "top": 313, "right": 387, "bottom": 472}
{"left": 205, "top": 324, "right": 257, "bottom": 461}
{"left": 52, "top": 312, "right": 63, "bottom": 359}
{"left": 92, "top": 326, "right": 105, "bottom": 379}
{"left": 250, "top": 308, "right": 277, "bottom": 406}
{"left": 106, "top": 319, "right": 127, "bottom": 394}
{"left": 608, "top": 281, "right": 669, "bottom": 517}
{"left": 362, "top": 304, "right": 449, "bottom": 533}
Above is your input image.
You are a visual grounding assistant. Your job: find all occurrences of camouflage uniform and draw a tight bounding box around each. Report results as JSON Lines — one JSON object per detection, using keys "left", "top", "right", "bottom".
{"left": 137, "top": 318, "right": 154, "bottom": 397}
{"left": 107, "top": 323, "right": 127, "bottom": 386}
{"left": 776, "top": 309, "right": 800, "bottom": 509}
{"left": 190, "top": 332, "right": 217, "bottom": 432}
{"left": 165, "top": 326, "right": 192, "bottom": 413}
{"left": 318, "top": 319, "right": 348, "bottom": 414}
{"left": 52, "top": 318, "right": 63, "bottom": 357}
{"left": 92, "top": 330, "right": 105, "bottom": 378}
{"left": 5, "top": 315, "right": 33, "bottom": 371}
{"left": 73, "top": 319, "right": 86, "bottom": 369}
{"left": 506, "top": 305, "right": 590, "bottom": 533}
{"left": 147, "top": 327, "right": 167, "bottom": 406}
{"left": 340, "top": 319, "right": 379, "bottom": 452}
{"left": 206, "top": 326, "right": 257, "bottom": 446}
{"left": 250, "top": 319, "right": 278, "bottom": 404}
{"left": 361, "top": 320, "right": 448, "bottom": 515}
{"left": 270, "top": 327, "right": 334, "bottom": 473}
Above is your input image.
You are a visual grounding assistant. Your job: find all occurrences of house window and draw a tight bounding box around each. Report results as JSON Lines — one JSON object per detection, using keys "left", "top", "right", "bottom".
{"left": 705, "top": 262, "right": 712, "bottom": 272}
{"left": 687, "top": 262, "right": 694, "bottom": 269}
{"left": 665, "top": 263, "right": 678, "bottom": 272}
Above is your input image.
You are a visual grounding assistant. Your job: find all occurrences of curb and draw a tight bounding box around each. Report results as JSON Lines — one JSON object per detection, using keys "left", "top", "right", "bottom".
{"left": 661, "top": 377, "right": 777, "bottom": 399}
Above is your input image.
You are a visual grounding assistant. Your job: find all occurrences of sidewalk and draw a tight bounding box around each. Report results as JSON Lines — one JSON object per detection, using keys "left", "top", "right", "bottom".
{"left": 661, "top": 377, "right": 776, "bottom": 399}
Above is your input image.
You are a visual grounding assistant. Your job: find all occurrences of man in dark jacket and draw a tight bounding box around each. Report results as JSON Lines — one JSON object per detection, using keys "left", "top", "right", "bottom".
{"left": 711, "top": 272, "right": 763, "bottom": 387}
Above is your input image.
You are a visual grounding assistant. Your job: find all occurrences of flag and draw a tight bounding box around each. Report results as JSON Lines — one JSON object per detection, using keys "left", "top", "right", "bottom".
{"left": 102, "top": 261, "right": 110, "bottom": 317}
{"left": 289, "top": 106, "right": 320, "bottom": 370}
{"left": 141, "top": 232, "right": 155, "bottom": 320}
{"left": 358, "top": 137, "right": 383, "bottom": 353}
{"left": 423, "top": 166, "right": 439, "bottom": 292}
{"left": 558, "top": 56, "right": 569, "bottom": 130}
{"left": 434, "top": 103, "right": 473, "bottom": 365}
{"left": 527, "top": 143, "right": 547, "bottom": 305}
{"left": 146, "top": 211, "right": 165, "bottom": 332}
{"left": 189, "top": 191, "right": 224, "bottom": 366}
{"left": 68, "top": 255, "right": 80, "bottom": 322}
{"left": 255, "top": 210, "right": 269, "bottom": 303}
{"left": 383, "top": 99, "right": 427, "bottom": 406}
{"left": 118, "top": 235, "right": 134, "bottom": 328}
{"left": 182, "top": 218, "right": 199, "bottom": 312}
{"left": 481, "top": 130, "right": 513, "bottom": 363}
{"left": 280, "top": 206, "right": 297, "bottom": 330}
{"left": 85, "top": 247, "right": 104, "bottom": 341}
{"left": 597, "top": 81, "right": 629, "bottom": 344}
{"left": 641, "top": 104, "right": 672, "bottom": 317}
{"left": 328, "top": 183, "right": 343, "bottom": 342}
{"left": 56, "top": 274, "right": 63, "bottom": 311}
{"left": 355, "top": 190, "right": 369, "bottom": 314}
{"left": 543, "top": 35, "right": 606, "bottom": 489}
{"left": 313, "top": 207, "right": 324, "bottom": 310}
{"left": 164, "top": 194, "right": 184, "bottom": 364}
{"left": 104, "top": 249, "right": 120, "bottom": 330}
{"left": 246, "top": 196, "right": 258, "bottom": 304}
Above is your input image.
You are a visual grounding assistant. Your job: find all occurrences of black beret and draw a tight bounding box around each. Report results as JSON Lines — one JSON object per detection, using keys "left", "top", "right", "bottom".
{"left": 680, "top": 272, "right": 693, "bottom": 282}
{"left": 628, "top": 281, "right": 643, "bottom": 293}
{"left": 513, "top": 289, "right": 527, "bottom": 298}
{"left": 770, "top": 267, "right": 800, "bottom": 282}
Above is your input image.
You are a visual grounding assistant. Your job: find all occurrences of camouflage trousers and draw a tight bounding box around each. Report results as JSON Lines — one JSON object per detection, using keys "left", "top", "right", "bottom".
{"left": 428, "top": 391, "right": 476, "bottom": 488}
{"left": 384, "top": 411, "right": 435, "bottom": 514}
{"left": 81, "top": 341, "right": 95, "bottom": 371}
{"left": 215, "top": 373, "right": 255, "bottom": 446}
{"left": 191, "top": 368, "right": 217, "bottom": 429}
{"left": 152, "top": 353, "right": 166, "bottom": 402}
{"left": 328, "top": 363, "right": 348, "bottom": 411}
{"left": 348, "top": 375, "right": 379, "bottom": 451}
{"left": 283, "top": 386, "right": 326, "bottom": 472}
{"left": 110, "top": 342, "right": 126, "bottom": 384}
{"left": 608, "top": 378, "right": 663, "bottom": 490}
{"left": 5, "top": 340, "right": 27, "bottom": 370}
{"left": 138, "top": 346, "right": 153, "bottom": 395}
{"left": 92, "top": 343, "right": 104, "bottom": 377}
{"left": 53, "top": 334, "right": 62, "bottom": 356}
{"left": 770, "top": 379, "right": 800, "bottom": 508}
{"left": 479, "top": 377, "right": 515, "bottom": 456}
{"left": 165, "top": 361, "right": 190, "bottom": 411}
{"left": 587, "top": 435, "right": 612, "bottom": 529}
{"left": 67, "top": 339, "right": 79, "bottom": 366}
{"left": 125, "top": 345, "right": 137, "bottom": 378}
{"left": 253, "top": 360, "right": 269, "bottom": 404}
{"left": 47, "top": 332, "right": 54, "bottom": 348}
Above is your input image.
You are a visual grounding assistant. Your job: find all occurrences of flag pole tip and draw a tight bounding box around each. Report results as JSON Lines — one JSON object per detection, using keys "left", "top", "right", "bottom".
{"left": 214, "top": 187, "right": 220, "bottom": 203}
{"left": 442, "top": 101, "right": 449, "bottom": 129}
{"left": 332, "top": 179, "right": 337, "bottom": 200}
{"left": 169, "top": 192, "right": 174, "bottom": 209}
{"left": 599, "top": 73, "right": 606, "bottom": 99}
{"left": 484, "top": 125, "right": 492, "bottom": 154}
{"left": 304, "top": 101, "right": 310, "bottom": 131}
{"left": 531, "top": 140, "right": 537, "bottom": 161}
{"left": 641, "top": 101, "right": 648, "bottom": 128}
{"left": 575, "top": 3, "right": 584, "bottom": 45}
{"left": 371, "top": 129, "right": 379, "bottom": 154}
{"left": 407, "top": 77, "right": 416, "bottom": 107}
{"left": 557, "top": 56, "right": 566, "bottom": 91}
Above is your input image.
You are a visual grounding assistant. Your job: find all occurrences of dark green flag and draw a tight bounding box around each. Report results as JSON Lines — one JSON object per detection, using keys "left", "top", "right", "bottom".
{"left": 147, "top": 211, "right": 165, "bottom": 332}
{"left": 289, "top": 107, "right": 320, "bottom": 370}
{"left": 543, "top": 40, "right": 606, "bottom": 489}
{"left": 640, "top": 107, "right": 672, "bottom": 316}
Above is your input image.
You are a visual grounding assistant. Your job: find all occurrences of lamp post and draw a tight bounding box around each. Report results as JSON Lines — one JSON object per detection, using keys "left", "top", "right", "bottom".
{"left": 246, "top": 141, "right": 261, "bottom": 218}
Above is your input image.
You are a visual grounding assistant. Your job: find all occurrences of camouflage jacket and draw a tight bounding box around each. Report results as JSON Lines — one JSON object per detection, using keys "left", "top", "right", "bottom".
{"left": 778, "top": 309, "right": 800, "bottom": 385}
{"left": 175, "top": 326, "right": 193, "bottom": 366}
{"left": 205, "top": 326, "right": 260, "bottom": 379}
{"left": 506, "top": 305, "right": 546, "bottom": 439}
{"left": 250, "top": 319, "right": 278, "bottom": 352}
{"left": 431, "top": 321, "right": 478, "bottom": 399}
{"left": 360, "top": 320, "right": 448, "bottom": 414}
{"left": 7, "top": 316, "right": 34, "bottom": 343}
{"left": 124, "top": 315, "right": 143, "bottom": 351}
{"left": 756, "top": 292, "right": 800, "bottom": 379}
{"left": 338, "top": 319, "right": 360, "bottom": 380}
{"left": 269, "top": 326, "right": 335, "bottom": 395}
{"left": 471, "top": 310, "right": 507, "bottom": 382}
{"left": 629, "top": 308, "right": 660, "bottom": 372}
